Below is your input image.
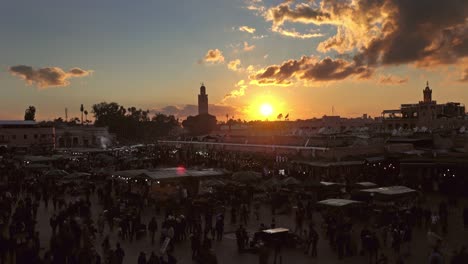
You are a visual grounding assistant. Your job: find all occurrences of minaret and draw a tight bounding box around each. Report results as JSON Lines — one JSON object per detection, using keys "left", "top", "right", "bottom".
{"left": 423, "top": 81, "right": 432, "bottom": 103}
{"left": 198, "top": 83, "right": 209, "bottom": 115}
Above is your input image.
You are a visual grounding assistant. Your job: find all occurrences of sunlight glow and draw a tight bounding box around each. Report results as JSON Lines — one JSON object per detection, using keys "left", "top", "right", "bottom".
{"left": 245, "top": 93, "right": 286, "bottom": 120}
{"left": 260, "top": 103, "right": 273, "bottom": 118}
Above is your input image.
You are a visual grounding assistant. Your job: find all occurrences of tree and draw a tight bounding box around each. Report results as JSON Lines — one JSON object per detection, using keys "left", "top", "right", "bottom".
{"left": 92, "top": 102, "right": 127, "bottom": 128}
{"left": 24, "top": 106, "right": 36, "bottom": 121}
{"left": 68, "top": 117, "right": 81, "bottom": 126}
{"left": 91, "top": 102, "right": 180, "bottom": 143}
{"left": 182, "top": 114, "right": 217, "bottom": 135}
{"left": 84, "top": 110, "right": 89, "bottom": 124}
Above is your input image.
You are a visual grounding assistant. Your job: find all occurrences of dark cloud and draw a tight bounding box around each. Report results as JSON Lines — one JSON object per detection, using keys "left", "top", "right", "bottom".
{"left": 267, "top": 2, "right": 330, "bottom": 38}
{"left": 270, "top": 0, "right": 468, "bottom": 66}
{"left": 255, "top": 0, "right": 468, "bottom": 84}
{"left": 250, "top": 56, "right": 372, "bottom": 85}
{"left": 153, "top": 104, "right": 241, "bottom": 120}
{"left": 268, "top": 2, "right": 331, "bottom": 28}
{"left": 68, "top": 67, "right": 91, "bottom": 76}
{"left": 366, "top": 0, "right": 468, "bottom": 66}
{"left": 8, "top": 65, "right": 92, "bottom": 89}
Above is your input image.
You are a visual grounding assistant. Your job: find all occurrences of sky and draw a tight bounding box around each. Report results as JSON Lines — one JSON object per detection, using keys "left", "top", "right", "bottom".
{"left": 1, "top": 0, "right": 467, "bottom": 121}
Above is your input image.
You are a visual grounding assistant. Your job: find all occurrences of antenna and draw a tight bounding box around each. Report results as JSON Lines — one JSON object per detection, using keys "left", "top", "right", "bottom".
{"left": 65, "top": 108, "right": 68, "bottom": 121}
{"left": 332, "top": 106, "right": 335, "bottom": 116}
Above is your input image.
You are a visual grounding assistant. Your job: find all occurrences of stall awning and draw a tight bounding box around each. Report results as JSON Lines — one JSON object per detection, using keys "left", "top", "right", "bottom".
{"left": 293, "top": 160, "right": 364, "bottom": 167}
{"left": 360, "top": 186, "right": 416, "bottom": 196}
{"left": 113, "top": 168, "right": 228, "bottom": 181}
{"left": 365, "top": 157, "right": 385, "bottom": 163}
{"left": 317, "top": 198, "right": 361, "bottom": 207}
{"left": 355, "top": 182, "right": 378, "bottom": 188}
{"left": 263, "top": 228, "right": 289, "bottom": 234}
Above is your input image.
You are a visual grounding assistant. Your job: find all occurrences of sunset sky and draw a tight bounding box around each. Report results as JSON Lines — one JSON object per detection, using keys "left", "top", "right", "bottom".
{"left": 1, "top": 0, "right": 467, "bottom": 121}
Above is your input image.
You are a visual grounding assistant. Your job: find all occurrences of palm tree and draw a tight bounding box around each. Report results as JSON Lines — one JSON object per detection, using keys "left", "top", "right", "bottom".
{"left": 84, "top": 110, "right": 89, "bottom": 125}
{"left": 80, "top": 104, "right": 84, "bottom": 125}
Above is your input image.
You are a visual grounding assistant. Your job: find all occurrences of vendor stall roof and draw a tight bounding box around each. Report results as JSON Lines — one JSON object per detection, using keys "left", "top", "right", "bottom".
{"left": 293, "top": 160, "right": 364, "bottom": 167}
{"left": 24, "top": 163, "right": 50, "bottom": 169}
{"left": 113, "top": 169, "right": 148, "bottom": 178}
{"left": 114, "top": 168, "right": 228, "bottom": 180}
{"left": 146, "top": 168, "right": 227, "bottom": 180}
{"left": 317, "top": 199, "right": 361, "bottom": 207}
{"left": 320, "top": 181, "right": 342, "bottom": 186}
{"left": 44, "top": 169, "right": 69, "bottom": 177}
{"left": 21, "top": 155, "right": 64, "bottom": 162}
{"left": 365, "top": 157, "right": 385, "bottom": 163}
{"left": 355, "top": 182, "right": 378, "bottom": 187}
{"left": 360, "top": 186, "right": 416, "bottom": 196}
{"left": 281, "top": 177, "right": 301, "bottom": 186}
{"left": 56, "top": 148, "right": 112, "bottom": 154}
{"left": 263, "top": 228, "right": 289, "bottom": 234}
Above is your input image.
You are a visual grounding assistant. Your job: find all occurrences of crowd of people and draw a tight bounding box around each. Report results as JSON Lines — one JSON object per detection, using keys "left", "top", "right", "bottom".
{"left": 0, "top": 145, "right": 467, "bottom": 264}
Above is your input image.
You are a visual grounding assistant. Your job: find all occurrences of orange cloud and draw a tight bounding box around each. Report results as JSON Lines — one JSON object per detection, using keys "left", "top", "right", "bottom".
{"left": 223, "top": 80, "right": 248, "bottom": 102}
{"left": 203, "top": 49, "right": 225, "bottom": 64}
{"left": 273, "top": 27, "right": 324, "bottom": 39}
{"left": 243, "top": 41, "right": 256, "bottom": 52}
{"left": 460, "top": 69, "right": 468, "bottom": 82}
{"left": 379, "top": 75, "right": 409, "bottom": 85}
{"left": 8, "top": 65, "right": 92, "bottom": 89}
{"left": 228, "top": 59, "right": 242, "bottom": 71}
{"left": 239, "top": 26, "right": 256, "bottom": 34}
{"left": 244, "top": 0, "right": 265, "bottom": 14}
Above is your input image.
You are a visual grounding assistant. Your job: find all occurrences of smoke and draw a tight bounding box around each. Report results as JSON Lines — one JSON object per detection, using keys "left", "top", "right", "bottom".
{"left": 99, "top": 136, "right": 111, "bottom": 149}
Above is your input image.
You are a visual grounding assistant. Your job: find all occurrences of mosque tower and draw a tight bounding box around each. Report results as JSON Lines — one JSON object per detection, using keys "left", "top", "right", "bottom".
{"left": 198, "top": 83, "right": 209, "bottom": 115}
{"left": 423, "top": 81, "right": 432, "bottom": 103}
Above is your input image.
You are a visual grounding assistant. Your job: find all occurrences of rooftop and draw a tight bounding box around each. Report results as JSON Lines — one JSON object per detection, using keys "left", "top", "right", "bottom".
{"left": 0, "top": 120, "right": 37, "bottom": 126}
{"left": 113, "top": 167, "right": 229, "bottom": 181}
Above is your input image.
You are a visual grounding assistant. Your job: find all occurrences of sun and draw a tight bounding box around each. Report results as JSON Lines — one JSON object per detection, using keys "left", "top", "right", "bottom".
{"left": 260, "top": 103, "right": 273, "bottom": 118}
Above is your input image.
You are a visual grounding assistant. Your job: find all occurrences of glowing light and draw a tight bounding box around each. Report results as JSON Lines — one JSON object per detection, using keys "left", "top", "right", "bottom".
{"left": 177, "top": 166, "right": 186, "bottom": 175}
{"left": 260, "top": 103, "right": 273, "bottom": 118}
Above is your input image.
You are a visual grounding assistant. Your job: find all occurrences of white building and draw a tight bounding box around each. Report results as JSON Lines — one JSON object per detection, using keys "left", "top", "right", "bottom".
{"left": 0, "top": 120, "right": 55, "bottom": 151}
{"left": 55, "top": 126, "right": 113, "bottom": 148}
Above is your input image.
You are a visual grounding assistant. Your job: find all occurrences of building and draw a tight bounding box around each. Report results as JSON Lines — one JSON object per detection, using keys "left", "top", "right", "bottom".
{"left": 55, "top": 126, "right": 113, "bottom": 148}
{"left": 382, "top": 82, "right": 466, "bottom": 130}
{"left": 217, "top": 114, "right": 377, "bottom": 137}
{"left": 198, "top": 83, "right": 209, "bottom": 115}
{"left": 0, "top": 120, "right": 55, "bottom": 151}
